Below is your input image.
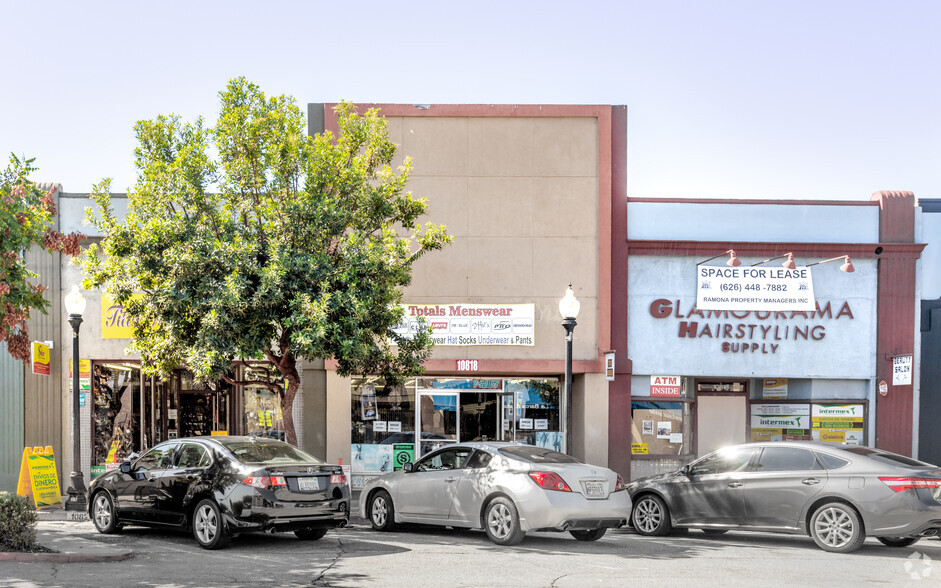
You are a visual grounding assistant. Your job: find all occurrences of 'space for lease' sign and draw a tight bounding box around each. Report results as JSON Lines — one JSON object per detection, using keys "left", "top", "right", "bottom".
{"left": 697, "top": 265, "right": 816, "bottom": 312}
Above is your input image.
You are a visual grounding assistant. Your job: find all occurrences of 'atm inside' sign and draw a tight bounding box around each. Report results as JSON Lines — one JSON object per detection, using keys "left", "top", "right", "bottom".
{"left": 651, "top": 375, "right": 682, "bottom": 397}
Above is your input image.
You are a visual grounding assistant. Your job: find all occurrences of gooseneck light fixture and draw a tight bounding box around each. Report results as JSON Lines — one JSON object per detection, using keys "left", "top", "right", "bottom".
{"left": 64, "top": 285, "right": 87, "bottom": 511}
{"left": 751, "top": 252, "right": 796, "bottom": 270}
{"left": 697, "top": 249, "right": 741, "bottom": 267}
{"left": 807, "top": 255, "right": 855, "bottom": 273}
{"left": 558, "top": 284, "right": 580, "bottom": 455}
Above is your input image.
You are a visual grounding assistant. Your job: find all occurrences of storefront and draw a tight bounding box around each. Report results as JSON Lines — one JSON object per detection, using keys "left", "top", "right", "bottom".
{"left": 624, "top": 193, "right": 923, "bottom": 478}
{"left": 349, "top": 376, "right": 561, "bottom": 489}
{"left": 83, "top": 359, "right": 288, "bottom": 477}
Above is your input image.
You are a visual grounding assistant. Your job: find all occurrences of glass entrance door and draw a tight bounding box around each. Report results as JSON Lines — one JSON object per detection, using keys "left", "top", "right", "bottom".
{"left": 416, "top": 391, "right": 458, "bottom": 456}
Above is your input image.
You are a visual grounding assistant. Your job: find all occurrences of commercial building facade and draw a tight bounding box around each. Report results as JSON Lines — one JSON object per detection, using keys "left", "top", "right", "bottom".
{"left": 0, "top": 104, "right": 934, "bottom": 495}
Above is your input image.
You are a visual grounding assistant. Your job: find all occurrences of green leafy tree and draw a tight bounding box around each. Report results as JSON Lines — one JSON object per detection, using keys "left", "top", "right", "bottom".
{"left": 82, "top": 78, "right": 450, "bottom": 445}
{"left": 1, "top": 155, "right": 84, "bottom": 362}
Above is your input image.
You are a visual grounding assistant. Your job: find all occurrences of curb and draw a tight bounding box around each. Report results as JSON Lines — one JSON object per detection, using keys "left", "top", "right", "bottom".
{"left": 0, "top": 551, "right": 134, "bottom": 563}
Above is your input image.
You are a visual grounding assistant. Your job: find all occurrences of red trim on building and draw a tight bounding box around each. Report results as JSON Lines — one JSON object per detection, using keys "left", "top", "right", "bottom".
{"left": 871, "top": 191, "right": 919, "bottom": 455}
{"left": 628, "top": 197, "right": 879, "bottom": 207}
{"left": 324, "top": 358, "right": 603, "bottom": 375}
{"left": 608, "top": 106, "right": 631, "bottom": 478}
{"left": 626, "top": 240, "right": 923, "bottom": 258}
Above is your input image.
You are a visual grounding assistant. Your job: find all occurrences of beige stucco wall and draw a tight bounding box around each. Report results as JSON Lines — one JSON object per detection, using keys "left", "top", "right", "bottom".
{"left": 386, "top": 116, "right": 600, "bottom": 362}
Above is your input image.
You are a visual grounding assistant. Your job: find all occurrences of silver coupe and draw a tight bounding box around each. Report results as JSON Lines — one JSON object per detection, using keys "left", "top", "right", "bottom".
{"left": 628, "top": 441, "right": 941, "bottom": 553}
{"left": 360, "top": 442, "right": 631, "bottom": 545}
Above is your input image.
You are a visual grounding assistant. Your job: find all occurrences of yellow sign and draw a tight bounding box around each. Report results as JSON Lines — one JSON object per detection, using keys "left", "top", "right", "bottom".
{"left": 101, "top": 294, "right": 142, "bottom": 339}
{"left": 16, "top": 446, "right": 62, "bottom": 509}
{"left": 106, "top": 439, "right": 121, "bottom": 463}
{"left": 820, "top": 430, "right": 846, "bottom": 443}
{"left": 210, "top": 430, "right": 228, "bottom": 436}
{"left": 31, "top": 342, "right": 51, "bottom": 375}
{"left": 631, "top": 443, "right": 648, "bottom": 455}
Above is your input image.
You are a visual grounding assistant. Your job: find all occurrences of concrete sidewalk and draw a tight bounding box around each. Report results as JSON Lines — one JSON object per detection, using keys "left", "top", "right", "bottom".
{"left": 1, "top": 496, "right": 367, "bottom": 563}
{"left": 0, "top": 509, "right": 133, "bottom": 563}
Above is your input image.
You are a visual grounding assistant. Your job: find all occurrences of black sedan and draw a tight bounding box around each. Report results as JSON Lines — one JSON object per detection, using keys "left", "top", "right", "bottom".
{"left": 87, "top": 436, "right": 350, "bottom": 549}
{"left": 628, "top": 441, "right": 941, "bottom": 553}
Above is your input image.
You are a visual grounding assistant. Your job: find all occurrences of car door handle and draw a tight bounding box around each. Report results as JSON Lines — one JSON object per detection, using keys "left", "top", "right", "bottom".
{"left": 146, "top": 475, "right": 159, "bottom": 482}
{"left": 445, "top": 477, "right": 457, "bottom": 483}
{"left": 802, "top": 478, "right": 820, "bottom": 485}
{"left": 727, "top": 481, "right": 743, "bottom": 488}
{"left": 185, "top": 474, "right": 198, "bottom": 481}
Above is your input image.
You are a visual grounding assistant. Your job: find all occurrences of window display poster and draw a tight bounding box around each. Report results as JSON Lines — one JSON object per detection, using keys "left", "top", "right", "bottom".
{"left": 762, "top": 379, "right": 788, "bottom": 399}
{"left": 393, "top": 444, "right": 414, "bottom": 471}
{"left": 534, "top": 419, "right": 548, "bottom": 430}
{"left": 387, "top": 421, "right": 402, "bottom": 432}
{"left": 351, "top": 443, "right": 394, "bottom": 474}
{"left": 373, "top": 421, "right": 387, "bottom": 432}
{"left": 669, "top": 433, "right": 683, "bottom": 444}
{"left": 632, "top": 443, "right": 648, "bottom": 455}
{"left": 361, "top": 384, "right": 377, "bottom": 421}
{"left": 750, "top": 403, "right": 811, "bottom": 442}
{"left": 519, "top": 418, "right": 534, "bottom": 430}
{"left": 631, "top": 401, "right": 687, "bottom": 455}
{"left": 811, "top": 404, "right": 864, "bottom": 445}
{"left": 534, "top": 431, "right": 563, "bottom": 452}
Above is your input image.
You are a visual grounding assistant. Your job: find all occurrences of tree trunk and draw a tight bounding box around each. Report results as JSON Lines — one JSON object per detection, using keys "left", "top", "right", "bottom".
{"left": 282, "top": 374, "right": 299, "bottom": 447}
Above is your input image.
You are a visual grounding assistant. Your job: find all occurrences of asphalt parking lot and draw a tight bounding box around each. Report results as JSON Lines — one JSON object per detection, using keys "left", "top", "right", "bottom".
{"left": 1, "top": 517, "right": 938, "bottom": 587}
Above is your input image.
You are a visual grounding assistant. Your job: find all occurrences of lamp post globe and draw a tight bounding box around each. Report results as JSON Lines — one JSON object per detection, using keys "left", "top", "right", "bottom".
{"left": 559, "top": 284, "right": 579, "bottom": 454}
{"left": 64, "top": 285, "right": 87, "bottom": 511}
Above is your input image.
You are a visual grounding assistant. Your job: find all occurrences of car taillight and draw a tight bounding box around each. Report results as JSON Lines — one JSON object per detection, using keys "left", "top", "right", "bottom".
{"left": 330, "top": 474, "right": 346, "bottom": 484}
{"left": 614, "top": 474, "right": 627, "bottom": 492}
{"left": 529, "top": 472, "right": 572, "bottom": 492}
{"left": 878, "top": 476, "right": 941, "bottom": 493}
{"left": 241, "top": 476, "right": 286, "bottom": 489}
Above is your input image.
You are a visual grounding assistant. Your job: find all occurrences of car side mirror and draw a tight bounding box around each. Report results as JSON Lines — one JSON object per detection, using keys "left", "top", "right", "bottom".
{"left": 120, "top": 461, "right": 132, "bottom": 474}
{"left": 403, "top": 462, "right": 415, "bottom": 473}
{"left": 680, "top": 465, "right": 692, "bottom": 476}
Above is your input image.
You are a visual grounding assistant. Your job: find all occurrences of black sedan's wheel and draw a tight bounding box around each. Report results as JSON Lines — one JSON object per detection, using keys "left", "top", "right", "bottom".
{"left": 877, "top": 536, "right": 920, "bottom": 548}
{"left": 193, "top": 499, "right": 229, "bottom": 550}
{"left": 295, "top": 528, "right": 329, "bottom": 540}
{"left": 810, "top": 502, "right": 865, "bottom": 553}
{"left": 91, "top": 492, "right": 120, "bottom": 534}
{"left": 570, "top": 528, "right": 607, "bottom": 541}
{"left": 632, "top": 494, "right": 672, "bottom": 536}
{"left": 484, "top": 497, "right": 526, "bottom": 546}
{"left": 370, "top": 490, "right": 396, "bottom": 532}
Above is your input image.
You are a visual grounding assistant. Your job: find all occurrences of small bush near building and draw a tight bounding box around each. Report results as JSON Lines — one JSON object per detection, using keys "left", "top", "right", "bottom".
{"left": 0, "top": 492, "right": 38, "bottom": 551}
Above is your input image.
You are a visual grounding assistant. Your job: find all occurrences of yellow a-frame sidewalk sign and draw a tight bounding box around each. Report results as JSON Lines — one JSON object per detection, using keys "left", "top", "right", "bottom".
{"left": 16, "top": 446, "right": 63, "bottom": 509}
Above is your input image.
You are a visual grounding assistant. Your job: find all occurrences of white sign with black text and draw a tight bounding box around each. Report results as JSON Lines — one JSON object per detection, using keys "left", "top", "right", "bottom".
{"left": 697, "top": 265, "right": 816, "bottom": 312}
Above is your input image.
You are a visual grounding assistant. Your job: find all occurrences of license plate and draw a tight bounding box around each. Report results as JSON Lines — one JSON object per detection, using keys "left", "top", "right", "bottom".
{"left": 585, "top": 481, "right": 604, "bottom": 496}
{"left": 297, "top": 477, "right": 321, "bottom": 491}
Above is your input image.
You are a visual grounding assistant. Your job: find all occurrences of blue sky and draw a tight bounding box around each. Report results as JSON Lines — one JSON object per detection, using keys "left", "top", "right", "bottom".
{"left": 2, "top": 0, "right": 938, "bottom": 200}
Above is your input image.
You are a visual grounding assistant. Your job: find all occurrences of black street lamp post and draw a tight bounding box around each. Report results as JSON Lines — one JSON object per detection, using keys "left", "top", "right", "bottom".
{"left": 64, "top": 285, "right": 87, "bottom": 511}
{"left": 558, "top": 284, "right": 580, "bottom": 455}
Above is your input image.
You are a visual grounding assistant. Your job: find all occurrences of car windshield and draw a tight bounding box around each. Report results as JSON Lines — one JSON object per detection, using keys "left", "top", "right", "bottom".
{"left": 499, "top": 446, "right": 582, "bottom": 464}
{"left": 841, "top": 446, "right": 936, "bottom": 468}
{"left": 219, "top": 440, "right": 324, "bottom": 465}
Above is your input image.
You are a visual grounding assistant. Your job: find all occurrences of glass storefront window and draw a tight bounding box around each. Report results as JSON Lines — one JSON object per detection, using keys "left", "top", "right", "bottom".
{"left": 350, "top": 378, "right": 418, "bottom": 487}
{"left": 92, "top": 362, "right": 141, "bottom": 469}
{"left": 630, "top": 401, "right": 692, "bottom": 456}
{"left": 504, "top": 378, "right": 562, "bottom": 451}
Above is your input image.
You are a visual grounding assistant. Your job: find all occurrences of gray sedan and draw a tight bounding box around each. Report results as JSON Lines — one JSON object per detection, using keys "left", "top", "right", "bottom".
{"left": 360, "top": 442, "right": 631, "bottom": 545}
{"left": 627, "top": 441, "right": 941, "bottom": 553}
